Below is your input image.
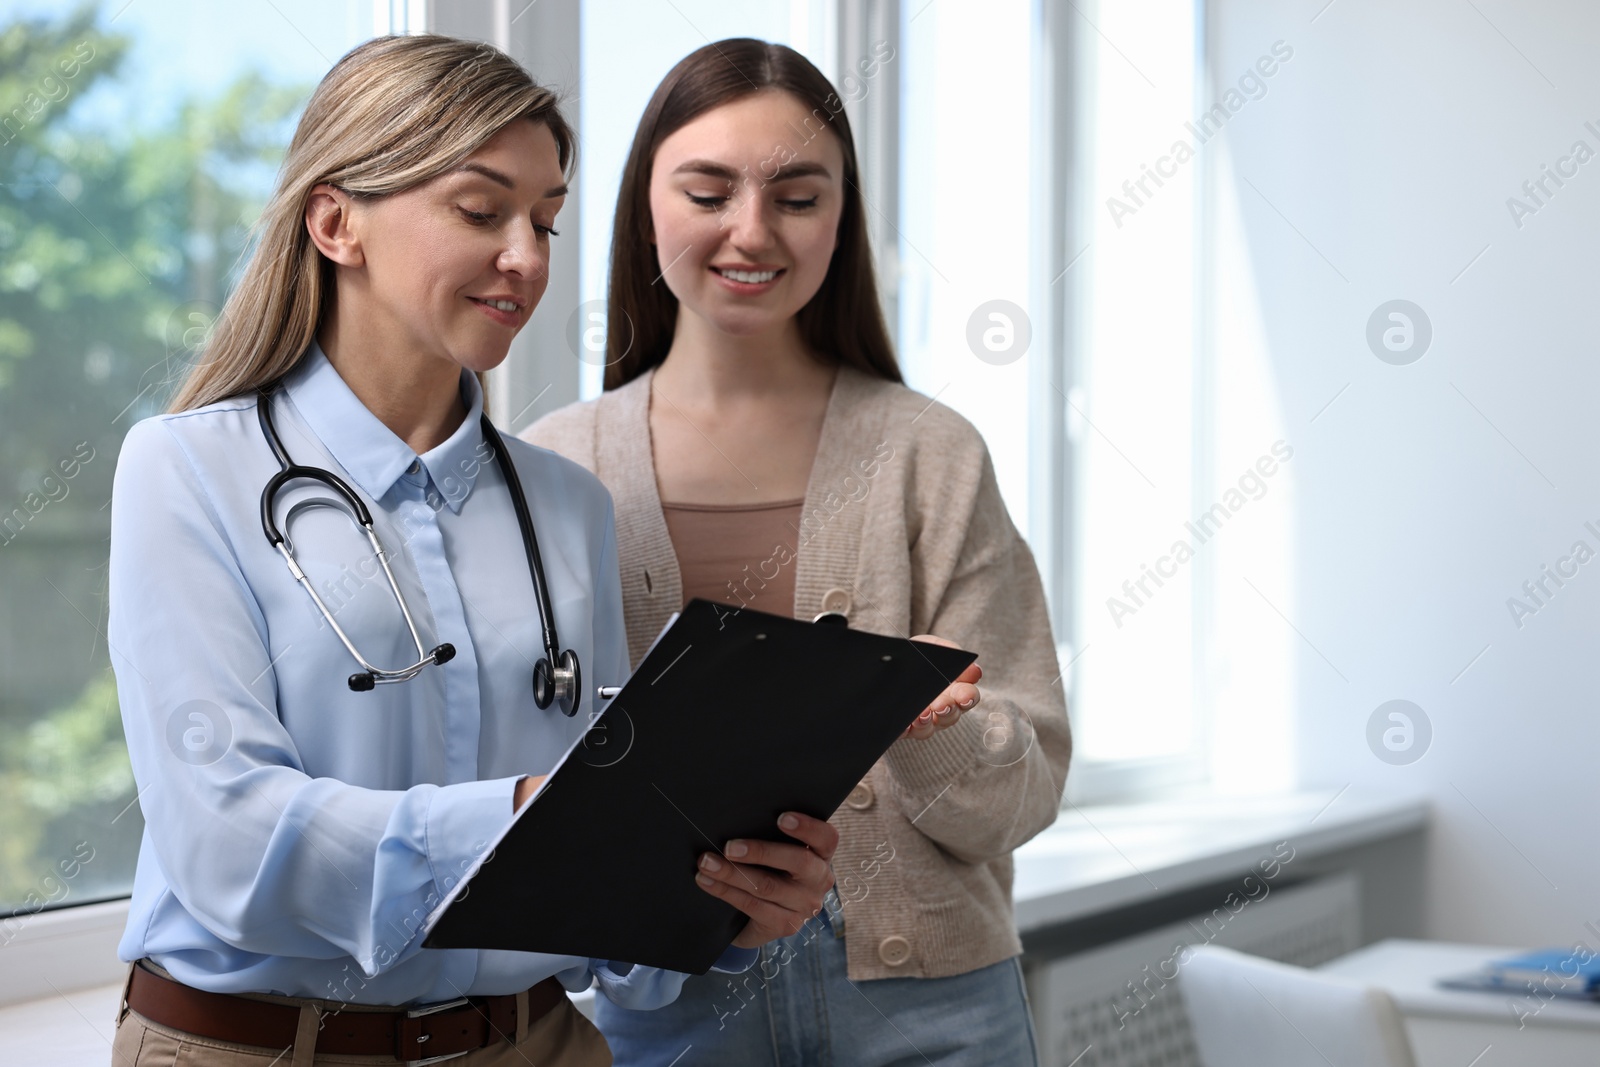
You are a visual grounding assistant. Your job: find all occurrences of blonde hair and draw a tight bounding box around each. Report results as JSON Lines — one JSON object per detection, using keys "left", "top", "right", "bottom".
{"left": 168, "top": 34, "right": 575, "bottom": 412}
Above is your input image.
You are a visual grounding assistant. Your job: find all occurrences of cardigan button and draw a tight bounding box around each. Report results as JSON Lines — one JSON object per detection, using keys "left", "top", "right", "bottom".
{"left": 877, "top": 935, "right": 912, "bottom": 967}
{"left": 845, "top": 783, "right": 874, "bottom": 810}
{"left": 820, "top": 588, "right": 852, "bottom": 616}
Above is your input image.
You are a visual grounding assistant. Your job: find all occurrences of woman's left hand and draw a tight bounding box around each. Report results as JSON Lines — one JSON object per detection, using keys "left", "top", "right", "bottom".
{"left": 901, "top": 634, "right": 983, "bottom": 740}
{"left": 697, "top": 811, "right": 840, "bottom": 948}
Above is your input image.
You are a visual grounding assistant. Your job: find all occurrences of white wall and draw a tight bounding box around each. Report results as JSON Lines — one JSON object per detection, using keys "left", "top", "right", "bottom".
{"left": 1207, "top": 0, "right": 1600, "bottom": 947}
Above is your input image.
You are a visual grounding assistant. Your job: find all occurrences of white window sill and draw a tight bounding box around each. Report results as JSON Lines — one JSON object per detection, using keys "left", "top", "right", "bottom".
{"left": 0, "top": 897, "right": 128, "bottom": 1007}
{"left": 1013, "top": 788, "right": 1429, "bottom": 933}
{"left": 0, "top": 981, "right": 121, "bottom": 1064}
{"left": 0, "top": 789, "right": 1427, "bottom": 1063}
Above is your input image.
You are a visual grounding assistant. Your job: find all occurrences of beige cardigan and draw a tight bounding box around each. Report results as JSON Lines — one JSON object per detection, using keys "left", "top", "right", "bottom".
{"left": 521, "top": 366, "right": 1072, "bottom": 981}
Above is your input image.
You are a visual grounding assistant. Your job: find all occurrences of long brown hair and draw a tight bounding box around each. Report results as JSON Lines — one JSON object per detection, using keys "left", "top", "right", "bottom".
{"left": 169, "top": 34, "right": 575, "bottom": 412}
{"left": 604, "top": 38, "right": 900, "bottom": 389}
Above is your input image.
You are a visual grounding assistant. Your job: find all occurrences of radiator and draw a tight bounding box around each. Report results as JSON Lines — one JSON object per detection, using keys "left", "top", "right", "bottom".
{"left": 1026, "top": 872, "right": 1362, "bottom": 1067}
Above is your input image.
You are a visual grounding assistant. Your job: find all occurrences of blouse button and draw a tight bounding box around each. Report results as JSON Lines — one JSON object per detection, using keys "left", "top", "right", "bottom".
{"left": 877, "top": 935, "right": 912, "bottom": 967}
{"left": 406, "top": 459, "right": 421, "bottom": 476}
{"left": 820, "top": 588, "right": 852, "bottom": 616}
{"left": 845, "top": 783, "right": 874, "bottom": 810}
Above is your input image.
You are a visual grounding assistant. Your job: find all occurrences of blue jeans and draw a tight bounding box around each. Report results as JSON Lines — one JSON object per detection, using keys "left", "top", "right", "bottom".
{"left": 597, "top": 911, "right": 1040, "bottom": 1066}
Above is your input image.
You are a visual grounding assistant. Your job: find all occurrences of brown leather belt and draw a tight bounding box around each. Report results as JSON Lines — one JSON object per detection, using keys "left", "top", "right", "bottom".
{"left": 125, "top": 962, "right": 566, "bottom": 1061}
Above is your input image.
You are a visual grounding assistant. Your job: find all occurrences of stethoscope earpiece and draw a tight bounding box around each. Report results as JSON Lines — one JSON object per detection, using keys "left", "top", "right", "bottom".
{"left": 345, "top": 645, "right": 455, "bottom": 692}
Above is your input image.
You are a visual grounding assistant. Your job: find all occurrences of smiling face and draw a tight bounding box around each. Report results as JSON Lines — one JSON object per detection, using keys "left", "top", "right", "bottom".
{"left": 319, "top": 118, "right": 568, "bottom": 377}
{"left": 647, "top": 90, "right": 846, "bottom": 341}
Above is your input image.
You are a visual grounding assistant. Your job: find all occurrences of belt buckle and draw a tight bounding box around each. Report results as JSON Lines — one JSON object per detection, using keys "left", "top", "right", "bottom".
{"left": 401, "top": 997, "right": 473, "bottom": 1066}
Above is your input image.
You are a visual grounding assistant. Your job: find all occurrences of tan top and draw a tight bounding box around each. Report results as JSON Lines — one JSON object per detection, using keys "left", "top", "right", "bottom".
{"left": 659, "top": 498, "right": 804, "bottom": 616}
{"left": 521, "top": 366, "right": 1072, "bottom": 981}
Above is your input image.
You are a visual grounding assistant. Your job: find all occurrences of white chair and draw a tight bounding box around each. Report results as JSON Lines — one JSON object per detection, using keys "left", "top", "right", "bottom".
{"left": 1179, "top": 945, "right": 1418, "bottom": 1067}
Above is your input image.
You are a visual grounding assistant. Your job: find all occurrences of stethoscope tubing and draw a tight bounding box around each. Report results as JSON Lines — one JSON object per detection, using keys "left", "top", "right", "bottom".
{"left": 254, "top": 383, "right": 577, "bottom": 712}
{"left": 477, "top": 413, "right": 561, "bottom": 681}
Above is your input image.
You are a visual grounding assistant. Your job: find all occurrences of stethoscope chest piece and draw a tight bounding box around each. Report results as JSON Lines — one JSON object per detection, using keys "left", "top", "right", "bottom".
{"left": 534, "top": 648, "right": 581, "bottom": 717}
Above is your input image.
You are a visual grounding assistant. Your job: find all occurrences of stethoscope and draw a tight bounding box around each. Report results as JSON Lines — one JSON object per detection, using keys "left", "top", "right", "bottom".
{"left": 255, "top": 385, "right": 582, "bottom": 716}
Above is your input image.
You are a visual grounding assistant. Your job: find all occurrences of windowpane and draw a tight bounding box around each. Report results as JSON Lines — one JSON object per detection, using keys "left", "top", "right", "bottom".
{"left": 0, "top": 0, "right": 383, "bottom": 917}
{"left": 1073, "top": 1, "right": 1199, "bottom": 765}
{"left": 897, "top": 0, "right": 1034, "bottom": 532}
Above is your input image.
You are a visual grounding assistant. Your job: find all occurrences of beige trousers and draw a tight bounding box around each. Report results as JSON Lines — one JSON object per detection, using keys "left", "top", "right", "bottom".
{"left": 110, "top": 968, "right": 611, "bottom": 1067}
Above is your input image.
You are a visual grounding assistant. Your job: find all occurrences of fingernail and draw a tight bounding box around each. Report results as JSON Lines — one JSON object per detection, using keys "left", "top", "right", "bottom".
{"left": 725, "top": 840, "right": 748, "bottom": 858}
{"left": 779, "top": 813, "right": 800, "bottom": 830}
{"left": 958, "top": 697, "right": 977, "bottom": 709}
{"left": 696, "top": 873, "right": 715, "bottom": 887}
{"left": 700, "top": 854, "right": 722, "bottom": 872}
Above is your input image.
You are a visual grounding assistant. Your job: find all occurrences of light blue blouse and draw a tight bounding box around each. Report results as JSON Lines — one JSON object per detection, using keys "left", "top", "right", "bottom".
{"left": 107, "top": 342, "right": 743, "bottom": 1007}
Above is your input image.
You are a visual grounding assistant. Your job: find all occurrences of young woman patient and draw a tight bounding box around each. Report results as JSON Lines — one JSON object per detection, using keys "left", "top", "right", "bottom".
{"left": 523, "top": 39, "right": 1071, "bottom": 1066}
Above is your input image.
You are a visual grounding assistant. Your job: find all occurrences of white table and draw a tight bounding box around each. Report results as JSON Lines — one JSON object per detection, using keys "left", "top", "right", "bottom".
{"left": 1319, "top": 939, "right": 1600, "bottom": 1066}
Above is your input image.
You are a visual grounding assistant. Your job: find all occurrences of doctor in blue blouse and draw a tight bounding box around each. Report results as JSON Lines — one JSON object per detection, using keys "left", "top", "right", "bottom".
{"left": 105, "top": 35, "right": 837, "bottom": 1067}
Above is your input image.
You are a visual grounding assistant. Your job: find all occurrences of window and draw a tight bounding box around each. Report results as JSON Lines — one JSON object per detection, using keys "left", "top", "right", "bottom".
{"left": 1063, "top": 0, "right": 1205, "bottom": 795}
{"left": 502, "top": 0, "right": 1244, "bottom": 803}
{"left": 1033, "top": 0, "right": 1295, "bottom": 800}
{"left": 0, "top": 0, "right": 386, "bottom": 921}
{"left": 897, "top": 0, "right": 1035, "bottom": 530}
{"left": 901, "top": 1, "right": 1224, "bottom": 801}
{"left": 0, "top": 0, "right": 1288, "bottom": 942}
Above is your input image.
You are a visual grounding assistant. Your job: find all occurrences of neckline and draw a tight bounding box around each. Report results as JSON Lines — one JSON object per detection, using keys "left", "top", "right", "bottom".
{"left": 660, "top": 497, "right": 807, "bottom": 513}
{"left": 642, "top": 364, "right": 843, "bottom": 513}
{"left": 600, "top": 364, "right": 872, "bottom": 627}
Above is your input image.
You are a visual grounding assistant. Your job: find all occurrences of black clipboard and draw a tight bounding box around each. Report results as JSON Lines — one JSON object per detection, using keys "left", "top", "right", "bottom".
{"left": 421, "top": 598, "right": 976, "bottom": 974}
